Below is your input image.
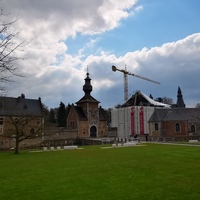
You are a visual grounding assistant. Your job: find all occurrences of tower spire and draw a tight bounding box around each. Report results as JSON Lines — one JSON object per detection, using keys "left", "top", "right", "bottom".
{"left": 176, "top": 86, "right": 185, "bottom": 108}
{"left": 83, "top": 68, "right": 92, "bottom": 97}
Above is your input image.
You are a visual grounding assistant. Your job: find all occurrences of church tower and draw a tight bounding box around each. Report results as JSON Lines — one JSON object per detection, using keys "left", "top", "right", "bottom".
{"left": 67, "top": 70, "right": 107, "bottom": 138}
{"left": 176, "top": 86, "right": 185, "bottom": 108}
{"left": 76, "top": 72, "right": 100, "bottom": 126}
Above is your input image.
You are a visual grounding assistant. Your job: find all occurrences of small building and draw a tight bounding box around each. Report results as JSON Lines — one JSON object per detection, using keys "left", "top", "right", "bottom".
{"left": 66, "top": 72, "right": 107, "bottom": 138}
{"left": 148, "top": 108, "right": 200, "bottom": 140}
{"left": 0, "top": 94, "right": 44, "bottom": 150}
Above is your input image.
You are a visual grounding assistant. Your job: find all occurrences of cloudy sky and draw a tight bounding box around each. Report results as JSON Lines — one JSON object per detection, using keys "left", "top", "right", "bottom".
{"left": 1, "top": 0, "right": 200, "bottom": 109}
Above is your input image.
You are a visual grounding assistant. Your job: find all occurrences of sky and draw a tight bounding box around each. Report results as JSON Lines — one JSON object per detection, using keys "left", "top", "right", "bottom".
{"left": 1, "top": 0, "right": 200, "bottom": 109}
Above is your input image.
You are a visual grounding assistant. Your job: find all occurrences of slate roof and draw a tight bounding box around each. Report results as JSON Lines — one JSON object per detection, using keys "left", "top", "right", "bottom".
{"left": 76, "top": 95, "right": 100, "bottom": 104}
{"left": 149, "top": 108, "right": 200, "bottom": 123}
{"left": 0, "top": 95, "right": 43, "bottom": 117}
{"left": 71, "top": 105, "right": 107, "bottom": 121}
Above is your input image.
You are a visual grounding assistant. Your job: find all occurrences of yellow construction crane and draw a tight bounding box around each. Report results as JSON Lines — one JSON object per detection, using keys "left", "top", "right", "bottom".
{"left": 112, "top": 65, "right": 160, "bottom": 103}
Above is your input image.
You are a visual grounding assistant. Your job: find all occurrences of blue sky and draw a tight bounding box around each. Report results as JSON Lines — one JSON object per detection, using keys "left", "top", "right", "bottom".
{"left": 1, "top": 0, "right": 200, "bottom": 108}
{"left": 67, "top": 0, "right": 200, "bottom": 56}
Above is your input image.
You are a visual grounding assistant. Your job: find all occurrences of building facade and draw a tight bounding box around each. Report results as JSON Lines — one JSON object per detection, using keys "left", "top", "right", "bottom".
{"left": 0, "top": 94, "right": 44, "bottom": 150}
{"left": 148, "top": 108, "right": 200, "bottom": 139}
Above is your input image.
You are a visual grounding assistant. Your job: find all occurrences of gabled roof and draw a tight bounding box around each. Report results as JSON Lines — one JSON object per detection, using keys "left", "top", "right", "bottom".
{"left": 68, "top": 105, "right": 107, "bottom": 121}
{"left": 121, "top": 91, "right": 170, "bottom": 108}
{"left": 149, "top": 108, "right": 200, "bottom": 122}
{"left": 149, "top": 108, "right": 169, "bottom": 122}
{"left": 0, "top": 95, "right": 43, "bottom": 117}
{"left": 76, "top": 95, "right": 99, "bottom": 104}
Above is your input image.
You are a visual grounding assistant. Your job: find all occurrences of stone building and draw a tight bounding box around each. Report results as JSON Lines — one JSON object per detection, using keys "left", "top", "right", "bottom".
{"left": 148, "top": 108, "right": 200, "bottom": 140}
{"left": 0, "top": 94, "right": 44, "bottom": 150}
{"left": 66, "top": 72, "right": 107, "bottom": 138}
{"left": 148, "top": 87, "right": 200, "bottom": 140}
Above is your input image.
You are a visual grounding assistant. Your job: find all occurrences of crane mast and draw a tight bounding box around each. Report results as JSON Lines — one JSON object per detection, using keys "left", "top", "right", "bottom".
{"left": 112, "top": 65, "right": 160, "bottom": 103}
{"left": 124, "top": 66, "right": 128, "bottom": 103}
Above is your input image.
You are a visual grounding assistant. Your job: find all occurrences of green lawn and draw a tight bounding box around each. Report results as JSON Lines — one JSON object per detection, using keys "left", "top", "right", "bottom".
{"left": 0, "top": 143, "right": 200, "bottom": 200}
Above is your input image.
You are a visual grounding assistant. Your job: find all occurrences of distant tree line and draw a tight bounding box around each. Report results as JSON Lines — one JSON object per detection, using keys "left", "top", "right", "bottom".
{"left": 42, "top": 102, "right": 72, "bottom": 127}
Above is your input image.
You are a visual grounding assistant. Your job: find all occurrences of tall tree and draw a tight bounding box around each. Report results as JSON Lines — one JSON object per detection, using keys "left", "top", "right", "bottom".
{"left": 57, "top": 102, "right": 66, "bottom": 127}
{"left": 48, "top": 108, "right": 56, "bottom": 123}
{"left": 0, "top": 10, "right": 24, "bottom": 91}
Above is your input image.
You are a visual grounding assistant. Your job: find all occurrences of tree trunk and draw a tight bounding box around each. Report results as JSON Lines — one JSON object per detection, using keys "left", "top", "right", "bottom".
{"left": 15, "top": 138, "right": 20, "bottom": 154}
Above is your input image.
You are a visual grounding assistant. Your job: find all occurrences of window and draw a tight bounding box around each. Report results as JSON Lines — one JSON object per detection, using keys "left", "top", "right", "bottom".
{"left": 191, "top": 124, "right": 196, "bottom": 133}
{"left": 154, "top": 123, "right": 159, "bottom": 131}
{"left": 69, "top": 121, "right": 75, "bottom": 127}
{"left": 30, "top": 128, "right": 35, "bottom": 136}
{"left": 37, "top": 119, "right": 40, "bottom": 125}
{"left": 14, "top": 117, "right": 19, "bottom": 124}
{"left": 0, "top": 125, "right": 3, "bottom": 134}
{"left": 175, "top": 123, "right": 181, "bottom": 132}
{"left": 0, "top": 117, "right": 4, "bottom": 125}
{"left": 21, "top": 118, "right": 28, "bottom": 126}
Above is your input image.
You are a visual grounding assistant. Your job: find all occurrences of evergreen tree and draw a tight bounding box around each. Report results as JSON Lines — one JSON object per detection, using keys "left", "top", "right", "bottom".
{"left": 66, "top": 104, "right": 71, "bottom": 117}
{"left": 48, "top": 108, "right": 56, "bottom": 123}
{"left": 57, "top": 102, "right": 66, "bottom": 127}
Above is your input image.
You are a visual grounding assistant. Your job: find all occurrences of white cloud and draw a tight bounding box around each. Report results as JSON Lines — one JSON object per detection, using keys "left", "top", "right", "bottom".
{"left": 1, "top": 0, "right": 200, "bottom": 108}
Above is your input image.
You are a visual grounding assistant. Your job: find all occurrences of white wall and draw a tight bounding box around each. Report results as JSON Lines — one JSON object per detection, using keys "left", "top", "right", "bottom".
{"left": 111, "top": 106, "right": 155, "bottom": 138}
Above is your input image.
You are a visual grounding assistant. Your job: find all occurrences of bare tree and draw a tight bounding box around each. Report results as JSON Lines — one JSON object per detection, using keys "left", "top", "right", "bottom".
{"left": 195, "top": 103, "right": 200, "bottom": 108}
{"left": 0, "top": 9, "right": 24, "bottom": 91}
{"left": 3, "top": 116, "right": 44, "bottom": 154}
{"left": 155, "top": 97, "right": 174, "bottom": 105}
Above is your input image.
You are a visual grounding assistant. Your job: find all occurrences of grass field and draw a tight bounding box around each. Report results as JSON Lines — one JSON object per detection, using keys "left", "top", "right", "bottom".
{"left": 0, "top": 143, "right": 200, "bottom": 200}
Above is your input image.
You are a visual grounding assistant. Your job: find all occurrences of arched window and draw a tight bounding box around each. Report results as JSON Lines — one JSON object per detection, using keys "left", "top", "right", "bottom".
{"left": 154, "top": 123, "right": 159, "bottom": 131}
{"left": 191, "top": 124, "right": 196, "bottom": 133}
{"left": 175, "top": 123, "right": 181, "bottom": 132}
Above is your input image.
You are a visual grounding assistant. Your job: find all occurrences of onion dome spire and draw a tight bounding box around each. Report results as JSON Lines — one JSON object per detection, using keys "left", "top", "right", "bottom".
{"left": 83, "top": 67, "right": 92, "bottom": 97}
